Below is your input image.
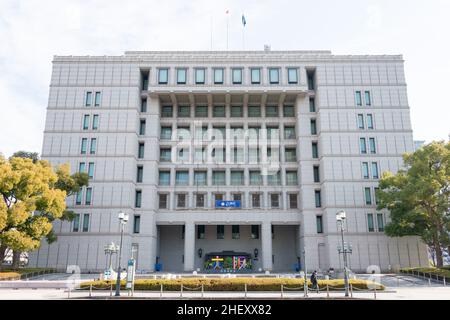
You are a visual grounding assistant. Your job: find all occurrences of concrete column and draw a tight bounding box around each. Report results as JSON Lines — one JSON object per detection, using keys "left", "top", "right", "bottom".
{"left": 184, "top": 222, "right": 195, "bottom": 271}
{"left": 261, "top": 221, "right": 273, "bottom": 271}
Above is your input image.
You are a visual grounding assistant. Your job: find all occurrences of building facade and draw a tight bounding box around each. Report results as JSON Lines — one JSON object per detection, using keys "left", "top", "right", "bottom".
{"left": 29, "top": 50, "right": 428, "bottom": 273}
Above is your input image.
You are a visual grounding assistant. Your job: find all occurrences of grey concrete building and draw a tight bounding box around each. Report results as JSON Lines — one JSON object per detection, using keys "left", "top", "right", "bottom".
{"left": 29, "top": 50, "right": 428, "bottom": 273}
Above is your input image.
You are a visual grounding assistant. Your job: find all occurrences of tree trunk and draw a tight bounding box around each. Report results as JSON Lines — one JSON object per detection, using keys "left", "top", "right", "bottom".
{"left": 0, "top": 244, "right": 7, "bottom": 271}
{"left": 12, "top": 250, "right": 21, "bottom": 269}
{"left": 434, "top": 244, "right": 443, "bottom": 268}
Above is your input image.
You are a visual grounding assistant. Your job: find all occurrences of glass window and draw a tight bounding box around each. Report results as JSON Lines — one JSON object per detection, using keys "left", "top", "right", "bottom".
{"left": 283, "top": 105, "right": 295, "bottom": 117}
{"left": 268, "top": 171, "right": 281, "bottom": 186}
{"left": 194, "top": 147, "right": 206, "bottom": 163}
{"left": 267, "top": 126, "right": 279, "bottom": 140}
{"left": 160, "top": 126, "right": 172, "bottom": 140}
{"left": 139, "top": 119, "right": 146, "bottom": 135}
{"left": 135, "top": 190, "right": 142, "bottom": 208}
{"left": 195, "top": 194, "right": 205, "bottom": 208}
{"left": 215, "top": 193, "right": 224, "bottom": 202}
{"left": 232, "top": 148, "right": 244, "bottom": 163}
{"left": 286, "top": 170, "right": 298, "bottom": 185}
{"left": 214, "top": 68, "right": 224, "bottom": 84}
{"left": 369, "top": 138, "right": 376, "bottom": 154}
{"left": 248, "top": 126, "right": 260, "bottom": 141}
{"left": 232, "top": 68, "right": 242, "bottom": 84}
{"left": 159, "top": 171, "right": 170, "bottom": 186}
{"left": 231, "top": 126, "right": 244, "bottom": 140}
{"left": 307, "top": 71, "right": 315, "bottom": 90}
{"left": 213, "top": 105, "right": 225, "bottom": 117}
{"left": 85, "top": 92, "right": 92, "bottom": 107}
{"left": 81, "top": 138, "right": 87, "bottom": 154}
{"left": 313, "top": 166, "right": 320, "bottom": 182}
{"left": 79, "top": 162, "right": 86, "bottom": 173}
{"left": 211, "top": 147, "right": 225, "bottom": 163}
{"left": 251, "top": 225, "right": 259, "bottom": 239}
{"left": 232, "top": 225, "right": 240, "bottom": 239}
{"left": 249, "top": 170, "right": 262, "bottom": 185}
{"left": 248, "top": 147, "right": 260, "bottom": 163}
{"left": 133, "top": 215, "right": 140, "bottom": 234}
{"left": 85, "top": 187, "right": 92, "bottom": 205}
{"left": 270, "top": 194, "right": 280, "bottom": 208}
{"left": 195, "top": 68, "right": 205, "bottom": 84}
{"left": 161, "top": 105, "right": 173, "bottom": 117}
{"left": 138, "top": 142, "right": 145, "bottom": 158}
{"left": 357, "top": 114, "right": 365, "bottom": 129}
{"left": 367, "top": 114, "right": 374, "bottom": 129}
{"left": 178, "top": 106, "right": 190, "bottom": 117}
{"left": 248, "top": 105, "right": 261, "bottom": 117}
{"left": 72, "top": 214, "right": 80, "bottom": 232}
{"left": 289, "top": 194, "right": 298, "bottom": 209}
{"left": 360, "top": 138, "right": 367, "bottom": 154}
{"left": 252, "top": 194, "right": 261, "bottom": 208}
{"left": 375, "top": 187, "right": 380, "bottom": 205}
{"left": 312, "top": 142, "right": 319, "bottom": 158}
{"left": 233, "top": 193, "right": 242, "bottom": 202}
{"left": 159, "top": 194, "right": 168, "bottom": 209}
{"left": 367, "top": 213, "right": 374, "bottom": 232}
{"left": 158, "top": 68, "right": 168, "bottom": 84}
{"left": 194, "top": 171, "right": 207, "bottom": 186}
{"left": 315, "top": 190, "right": 321, "bottom": 208}
{"left": 284, "top": 126, "right": 296, "bottom": 139}
{"left": 197, "top": 225, "right": 205, "bottom": 239}
{"left": 251, "top": 68, "right": 260, "bottom": 84}
{"left": 137, "top": 166, "right": 143, "bottom": 183}
{"left": 83, "top": 115, "right": 90, "bottom": 130}
{"left": 377, "top": 213, "right": 384, "bottom": 232}
{"left": 287, "top": 68, "right": 298, "bottom": 84}
{"left": 285, "top": 148, "right": 297, "bottom": 162}
{"left": 94, "top": 92, "right": 101, "bottom": 106}
{"left": 82, "top": 214, "right": 90, "bottom": 231}
{"left": 212, "top": 170, "right": 225, "bottom": 185}
{"left": 160, "top": 148, "right": 171, "bottom": 162}
{"left": 365, "top": 91, "right": 371, "bottom": 106}
{"left": 316, "top": 216, "right": 323, "bottom": 234}
{"left": 265, "top": 105, "right": 278, "bottom": 117}
{"left": 92, "top": 114, "right": 99, "bottom": 130}
{"left": 177, "top": 126, "right": 191, "bottom": 141}
{"left": 217, "top": 225, "right": 224, "bottom": 239}
{"left": 372, "top": 162, "right": 379, "bottom": 179}
{"left": 176, "top": 194, "right": 186, "bottom": 208}
{"left": 355, "top": 91, "right": 362, "bottom": 106}
{"left": 75, "top": 190, "right": 82, "bottom": 205}
{"left": 88, "top": 162, "right": 94, "bottom": 179}
{"left": 90, "top": 138, "right": 97, "bottom": 154}
{"left": 230, "top": 171, "right": 244, "bottom": 185}
{"left": 310, "top": 119, "right": 317, "bottom": 135}
{"left": 361, "top": 162, "right": 369, "bottom": 179}
{"left": 141, "top": 99, "right": 147, "bottom": 112}
{"left": 365, "top": 187, "right": 372, "bottom": 205}
{"left": 309, "top": 98, "right": 316, "bottom": 112}
{"left": 195, "top": 105, "right": 208, "bottom": 117}
{"left": 175, "top": 171, "right": 189, "bottom": 185}
{"left": 269, "top": 68, "right": 279, "bottom": 84}
{"left": 230, "top": 105, "right": 243, "bottom": 117}
{"left": 267, "top": 147, "right": 280, "bottom": 163}
{"left": 177, "top": 68, "right": 187, "bottom": 84}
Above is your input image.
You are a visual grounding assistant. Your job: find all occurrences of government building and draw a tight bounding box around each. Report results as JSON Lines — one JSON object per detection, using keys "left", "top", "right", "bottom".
{"left": 28, "top": 50, "right": 428, "bottom": 273}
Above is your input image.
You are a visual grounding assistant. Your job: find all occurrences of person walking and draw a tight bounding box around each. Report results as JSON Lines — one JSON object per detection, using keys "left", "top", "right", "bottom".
{"left": 310, "top": 270, "right": 319, "bottom": 293}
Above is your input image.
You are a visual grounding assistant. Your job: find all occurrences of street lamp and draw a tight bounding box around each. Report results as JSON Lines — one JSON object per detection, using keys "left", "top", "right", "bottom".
{"left": 302, "top": 249, "right": 308, "bottom": 297}
{"left": 336, "top": 210, "right": 352, "bottom": 297}
{"left": 115, "top": 211, "right": 129, "bottom": 297}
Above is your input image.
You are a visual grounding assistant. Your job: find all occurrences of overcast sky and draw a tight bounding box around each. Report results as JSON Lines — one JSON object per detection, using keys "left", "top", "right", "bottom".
{"left": 0, "top": 0, "right": 449, "bottom": 157}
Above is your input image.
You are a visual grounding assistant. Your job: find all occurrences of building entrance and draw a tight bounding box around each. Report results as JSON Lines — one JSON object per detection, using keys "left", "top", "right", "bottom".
{"left": 203, "top": 251, "right": 252, "bottom": 273}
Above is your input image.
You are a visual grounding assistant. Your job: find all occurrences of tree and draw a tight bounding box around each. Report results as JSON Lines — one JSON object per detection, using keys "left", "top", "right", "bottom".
{"left": 0, "top": 156, "right": 88, "bottom": 269}
{"left": 377, "top": 141, "right": 450, "bottom": 267}
{"left": 11, "top": 151, "right": 40, "bottom": 163}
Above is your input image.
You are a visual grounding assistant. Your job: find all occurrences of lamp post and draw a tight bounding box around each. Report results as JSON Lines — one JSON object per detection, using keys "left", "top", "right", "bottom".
{"left": 115, "top": 211, "right": 129, "bottom": 297}
{"left": 302, "top": 249, "right": 308, "bottom": 297}
{"left": 336, "top": 210, "right": 352, "bottom": 297}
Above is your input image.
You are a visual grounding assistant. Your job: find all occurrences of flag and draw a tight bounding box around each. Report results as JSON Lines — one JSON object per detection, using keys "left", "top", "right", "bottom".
{"left": 242, "top": 14, "right": 246, "bottom": 27}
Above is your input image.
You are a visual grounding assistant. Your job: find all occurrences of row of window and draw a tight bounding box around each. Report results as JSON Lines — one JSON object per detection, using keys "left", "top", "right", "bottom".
{"left": 360, "top": 137, "right": 377, "bottom": 154}
{"left": 80, "top": 138, "right": 97, "bottom": 154}
{"left": 364, "top": 187, "right": 380, "bottom": 205}
{"left": 315, "top": 213, "right": 385, "bottom": 234}
{"left": 85, "top": 91, "right": 102, "bottom": 107}
{"left": 362, "top": 162, "right": 379, "bottom": 179}
{"left": 357, "top": 114, "right": 374, "bottom": 130}
{"left": 78, "top": 162, "right": 95, "bottom": 179}
{"left": 82, "top": 114, "right": 99, "bottom": 130}
{"left": 355, "top": 91, "right": 371, "bottom": 107}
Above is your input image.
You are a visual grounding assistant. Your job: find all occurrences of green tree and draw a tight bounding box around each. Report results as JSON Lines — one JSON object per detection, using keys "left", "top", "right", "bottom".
{"left": 377, "top": 141, "right": 450, "bottom": 267}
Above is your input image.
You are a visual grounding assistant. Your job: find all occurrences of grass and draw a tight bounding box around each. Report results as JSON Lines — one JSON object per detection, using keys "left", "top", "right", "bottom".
{"left": 400, "top": 266, "right": 450, "bottom": 278}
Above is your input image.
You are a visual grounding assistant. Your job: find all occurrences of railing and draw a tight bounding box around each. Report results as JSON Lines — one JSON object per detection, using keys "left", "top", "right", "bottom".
{"left": 400, "top": 269, "right": 448, "bottom": 286}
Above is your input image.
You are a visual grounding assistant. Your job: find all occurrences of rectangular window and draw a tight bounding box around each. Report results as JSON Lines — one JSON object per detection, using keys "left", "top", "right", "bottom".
{"left": 133, "top": 215, "right": 140, "bottom": 234}
{"left": 232, "top": 68, "right": 242, "bottom": 84}
{"left": 266, "top": 126, "right": 279, "bottom": 141}
{"left": 92, "top": 114, "right": 99, "bottom": 130}
{"left": 360, "top": 138, "right": 367, "bottom": 154}
{"left": 76, "top": 190, "right": 82, "bottom": 205}
{"left": 217, "top": 225, "right": 224, "bottom": 239}
{"left": 139, "top": 119, "right": 146, "bottom": 135}
{"left": 194, "top": 147, "right": 206, "bottom": 163}
{"left": 213, "top": 105, "right": 225, "bottom": 117}
{"left": 82, "top": 213, "right": 90, "bottom": 231}
{"left": 269, "top": 68, "right": 279, "bottom": 84}
{"left": 195, "top": 68, "right": 205, "bottom": 84}
{"left": 289, "top": 194, "right": 298, "bottom": 209}
{"left": 195, "top": 225, "right": 205, "bottom": 239}
{"left": 79, "top": 162, "right": 86, "bottom": 173}
{"left": 142, "top": 71, "right": 149, "bottom": 90}
{"left": 83, "top": 115, "right": 90, "bottom": 130}
{"left": 90, "top": 138, "right": 97, "bottom": 154}
{"left": 265, "top": 105, "right": 278, "bottom": 117}
{"left": 372, "top": 162, "right": 379, "bottom": 179}
{"left": 369, "top": 138, "right": 376, "bottom": 154}
{"left": 248, "top": 147, "right": 260, "bottom": 163}
{"left": 178, "top": 105, "right": 190, "bottom": 117}
{"left": 72, "top": 214, "right": 80, "bottom": 232}
{"left": 312, "top": 142, "right": 319, "bottom": 158}
{"left": 248, "top": 126, "right": 260, "bottom": 141}
{"left": 355, "top": 91, "right": 362, "bottom": 106}
{"left": 251, "top": 225, "right": 259, "bottom": 239}
{"left": 214, "top": 68, "right": 224, "bottom": 84}
{"left": 230, "top": 170, "right": 244, "bottom": 185}
{"left": 214, "top": 193, "right": 224, "bottom": 202}
{"left": 159, "top": 194, "right": 168, "bottom": 209}
{"left": 195, "top": 105, "right": 208, "bottom": 117}
{"left": 194, "top": 171, "right": 207, "bottom": 186}
{"left": 248, "top": 105, "right": 261, "bottom": 117}
{"left": 85, "top": 92, "right": 92, "bottom": 107}
{"left": 195, "top": 194, "right": 205, "bottom": 208}
{"left": 81, "top": 138, "right": 87, "bottom": 154}
{"left": 365, "top": 187, "right": 372, "bottom": 205}
{"left": 287, "top": 68, "right": 298, "bottom": 84}
{"left": 313, "top": 166, "right": 320, "bottom": 182}
{"left": 286, "top": 170, "right": 298, "bottom": 185}
{"left": 251, "top": 68, "right": 260, "bottom": 84}
{"left": 310, "top": 119, "right": 317, "bottom": 135}
{"left": 177, "top": 148, "right": 189, "bottom": 162}
{"left": 88, "top": 162, "right": 94, "bottom": 179}
{"left": 365, "top": 91, "right": 371, "bottom": 106}
{"left": 212, "top": 170, "right": 226, "bottom": 185}
{"left": 141, "top": 99, "right": 147, "bottom": 113}
{"left": 367, "top": 114, "right": 374, "bottom": 129}
{"left": 211, "top": 147, "right": 225, "bottom": 163}
{"left": 285, "top": 148, "right": 297, "bottom": 162}
{"left": 367, "top": 213, "right": 374, "bottom": 232}
{"left": 161, "top": 105, "right": 173, "bottom": 117}
{"left": 374, "top": 187, "right": 380, "bottom": 205}
{"left": 230, "top": 105, "right": 243, "bottom": 117}
{"left": 377, "top": 213, "right": 384, "bottom": 232}
{"left": 136, "top": 166, "right": 143, "bottom": 183}
{"left": 307, "top": 70, "right": 315, "bottom": 90}
{"left": 267, "top": 147, "right": 280, "bottom": 163}
{"left": 160, "top": 148, "right": 171, "bottom": 162}
{"left": 159, "top": 171, "right": 170, "bottom": 186}
{"left": 177, "top": 68, "right": 187, "bottom": 84}
{"left": 315, "top": 190, "right": 321, "bottom": 208}
{"left": 362, "top": 162, "right": 369, "bottom": 179}
{"left": 175, "top": 171, "right": 189, "bottom": 186}
{"left": 316, "top": 216, "right": 323, "bottom": 234}
{"left": 176, "top": 194, "right": 186, "bottom": 208}
{"left": 94, "top": 92, "right": 101, "bottom": 106}
{"left": 251, "top": 194, "right": 261, "bottom": 208}
{"left": 135, "top": 190, "right": 142, "bottom": 208}
{"left": 158, "top": 68, "right": 168, "bottom": 84}
{"left": 85, "top": 187, "right": 92, "bottom": 205}
{"left": 232, "top": 225, "right": 240, "bottom": 239}
{"left": 268, "top": 171, "right": 281, "bottom": 186}
{"left": 283, "top": 105, "right": 295, "bottom": 117}
{"left": 357, "top": 114, "right": 365, "bottom": 129}
{"left": 177, "top": 126, "right": 190, "bottom": 141}
{"left": 138, "top": 142, "right": 145, "bottom": 158}
{"left": 309, "top": 98, "right": 316, "bottom": 112}
{"left": 270, "top": 194, "right": 280, "bottom": 208}
{"left": 160, "top": 126, "right": 172, "bottom": 140}
{"left": 284, "top": 126, "right": 296, "bottom": 139}
{"left": 249, "top": 170, "right": 262, "bottom": 185}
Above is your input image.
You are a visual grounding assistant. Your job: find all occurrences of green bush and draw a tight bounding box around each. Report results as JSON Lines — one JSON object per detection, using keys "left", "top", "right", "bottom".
{"left": 401, "top": 267, "right": 450, "bottom": 278}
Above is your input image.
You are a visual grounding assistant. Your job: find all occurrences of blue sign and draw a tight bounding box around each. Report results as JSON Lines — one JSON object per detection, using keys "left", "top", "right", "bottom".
{"left": 215, "top": 200, "right": 241, "bottom": 208}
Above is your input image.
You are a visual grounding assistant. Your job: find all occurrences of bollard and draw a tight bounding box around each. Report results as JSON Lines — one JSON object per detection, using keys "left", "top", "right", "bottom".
{"left": 244, "top": 284, "right": 247, "bottom": 299}
{"left": 67, "top": 288, "right": 70, "bottom": 299}
{"left": 110, "top": 284, "right": 113, "bottom": 297}
{"left": 444, "top": 277, "right": 446, "bottom": 286}
{"left": 89, "top": 284, "right": 92, "bottom": 298}
{"left": 201, "top": 284, "right": 204, "bottom": 298}
{"left": 180, "top": 285, "right": 183, "bottom": 298}
{"left": 428, "top": 278, "right": 431, "bottom": 286}
{"left": 350, "top": 284, "right": 353, "bottom": 298}
{"left": 160, "top": 284, "right": 163, "bottom": 298}
{"left": 326, "top": 284, "right": 329, "bottom": 298}
{"left": 281, "top": 285, "right": 284, "bottom": 298}
{"left": 373, "top": 287, "right": 377, "bottom": 300}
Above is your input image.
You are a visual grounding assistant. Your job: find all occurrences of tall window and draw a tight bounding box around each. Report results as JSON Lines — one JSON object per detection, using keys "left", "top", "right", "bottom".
{"left": 178, "top": 105, "right": 190, "bottom": 117}
{"left": 365, "top": 91, "right": 371, "bottom": 106}
{"left": 371, "top": 162, "right": 379, "bottom": 179}
{"left": 269, "top": 68, "right": 279, "bottom": 84}
{"left": 251, "top": 225, "right": 259, "bottom": 239}
{"left": 81, "top": 138, "right": 87, "bottom": 154}
{"left": 316, "top": 216, "right": 323, "bottom": 234}
{"left": 310, "top": 119, "right": 317, "bottom": 135}
{"left": 362, "top": 162, "right": 369, "bottom": 179}
{"left": 159, "top": 194, "right": 168, "bottom": 209}
{"left": 286, "top": 170, "right": 298, "bottom": 185}
{"left": 232, "top": 225, "right": 240, "bottom": 239}
{"left": 285, "top": 148, "right": 297, "bottom": 162}
{"left": 195, "top": 193, "right": 205, "bottom": 208}
{"left": 141, "top": 99, "right": 147, "bottom": 113}
{"left": 85, "top": 92, "right": 92, "bottom": 107}
{"left": 355, "top": 91, "right": 362, "bottom": 106}
{"left": 369, "top": 138, "right": 376, "bottom": 154}
{"left": 251, "top": 194, "right": 261, "bottom": 208}
{"left": 139, "top": 119, "right": 146, "bottom": 135}
{"left": 85, "top": 187, "right": 92, "bottom": 205}
{"left": 367, "top": 213, "right": 374, "bottom": 232}
{"left": 194, "top": 171, "right": 207, "bottom": 186}
{"left": 248, "top": 147, "right": 260, "bottom": 163}
{"left": 377, "top": 213, "right": 384, "bottom": 232}
{"left": 197, "top": 225, "right": 205, "bottom": 239}
{"left": 90, "top": 138, "right": 97, "bottom": 154}
{"left": 250, "top": 68, "right": 260, "bottom": 84}
{"left": 214, "top": 68, "right": 224, "bottom": 84}
{"left": 266, "top": 105, "right": 278, "bottom": 117}
{"left": 313, "top": 166, "right": 320, "bottom": 182}
{"left": 360, "top": 138, "right": 367, "bottom": 154}
{"left": 232, "top": 68, "right": 242, "bottom": 84}
{"left": 194, "top": 147, "right": 206, "bottom": 163}
{"left": 160, "top": 126, "right": 172, "bottom": 140}
{"left": 289, "top": 194, "right": 298, "bottom": 209}
{"left": 136, "top": 166, "right": 143, "bottom": 183}
{"left": 88, "top": 162, "right": 94, "bottom": 179}
{"left": 270, "top": 194, "right": 280, "bottom": 208}
{"left": 76, "top": 190, "right": 82, "bottom": 205}
{"left": 177, "top": 148, "right": 189, "bottom": 162}
{"left": 357, "top": 114, "right": 364, "bottom": 129}
{"left": 159, "top": 171, "right": 170, "bottom": 186}
{"left": 138, "top": 142, "right": 145, "bottom": 158}
{"left": 94, "top": 92, "right": 101, "bottom": 106}
{"left": 230, "top": 170, "right": 244, "bottom": 185}
{"left": 315, "top": 190, "right": 321, "bottom": 208}
{"left": 83, "top": 115, "right": 90, "bottom": 130}
{"left": 267, "top": 126, "right": 279, "bottom": 140}
{"left": 367, "top": 114, "right": 374, "bottom": 129}
{"left": 284, "top": 126, "right": 296, "bottom": 139}
{"left": 72, "top": 214, "right": 80, "bottom": 232}
{"left": 92, "top": 114, "right": 99, "bottom": 130}
{"left": 135, "top": 190, "right": 142, "bottom": 208}
{"left": 158, "top": 68, "right": 168, "bottom": 84}
{"left": 195, "top": 106, "right": 208, "bottom": 117}
{"left": 83, "top": 214, "right": 90, "bottom": 232}
{"left": 79, "top": 162, "right": 86, "bottom": 173}
{"left": 177, "top": 68, "right": 187, "bottom": 84}
{"left": 212, "top": 170, "right": 226, "bottom": 185}
{"left": 309, "top": 98, "right": 316, "bottom": 112}
{"left": 176, "top": 194, "right": 186, "bottom": 208}
{"left": 217, "top": 225, "right": 225, "bottom": 239}
{"left": 161, "top": 105, "right": 173, "bottom": 117}
{"left": 212, "top": 147, "right": 225, "bottom": 163}
{"left": 249, "top": 170, "right": 262, "bottom": 185}
{"left": 283, "top": 105, "right": 295, "bottom": 117}
{"left": 160, "top": 148, "right": 171, "bottom": 162}
{"left": 287, "top": 68, "right": 298, "bottom": 84}
{"left": 312, "top": 142, "right": 318, "bottom": 158}
{"left": 195, "top": 68, "right": 205, "bottom": 84}
{"left": 364, "top": 187, "right": 372, "bottom": 205}
{"left": 133, "top": 215, "right": 141, "bottom": 234}
{"left": 267, "top": 171, "right": 281, "bottom": 186}
{"left": 175, "top": 171, "right": 189, "bottom": 186}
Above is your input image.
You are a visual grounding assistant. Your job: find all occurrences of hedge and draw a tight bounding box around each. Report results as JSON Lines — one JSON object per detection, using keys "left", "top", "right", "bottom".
{"left": 400, "top": 267, "right": 450, "bottom": 278}
{"left": 80, "top": 278, "right": 384, "bottom": 291}
{"left": 0, "top": 272, "right": 21, "bottom": 280}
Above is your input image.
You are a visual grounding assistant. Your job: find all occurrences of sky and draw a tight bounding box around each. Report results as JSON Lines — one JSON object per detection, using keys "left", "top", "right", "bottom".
{"left": 0, "top": 0, "right": 449, "bottom": 157}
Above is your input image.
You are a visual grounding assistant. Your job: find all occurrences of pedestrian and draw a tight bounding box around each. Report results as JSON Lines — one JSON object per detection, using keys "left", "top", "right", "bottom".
{"left": 310, "top": 270, "right": 319, "bottom": 292}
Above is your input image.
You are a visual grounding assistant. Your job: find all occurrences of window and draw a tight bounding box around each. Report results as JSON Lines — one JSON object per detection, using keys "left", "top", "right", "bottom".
{"left": 316, "top": 216, "right": 323, "bottom": 234}
{"left": 88, "top": 162, "right": 94, "bottom": 179}
{"left": 133, "top": 215, "right": 140, "bottom": 234}
{"left": 75, "top": 190, "right": 82, "bottom": 205}
{"left": 285, "top": 148, "right": 297, "bottom": 162}
{"left": 365, "top": 91, "right": 371, "bottom": 106}
{"left": 161, "top": 105, "right": 173, "bottom": 117}
{"left": 286, "top": 170, "right": 298, "bottom": 185}
{"left": 212, "top": 170, "right": 225, "bottom": 185}
{"left": 195, "top": 194, "right": 205, "bottom": 208}
{"left": 141, "top": 99, "right": 147, "bottom": 113}
{"left": 230, "top": 170, "right": 244, "bottom": 185}
{"left": 136, "top": 166, "right": 143, "bottom": 183}
{"left": 178, "top": 105, "right": 190, "bottom": 117}
{"left": 159, "top": 171, "right": 170, "bottom": 186}
{"left": 372, "top": 162, "right": 379, "bottom": 179}
{"left": 364, "top": 187, "right": 372, "bottom": 205}
{"left": 83, "top": 115, "right": 90, "bottom": 130}
{"left": 362, "top": 162, "right": 369, "bottom": 179}
{"left": 141, "top": 71, "right": 149, "bottom": 90}
{"left": 160, "top": 126, "right": 172, "bottom": 140}
{"left": 287, "top": 68, "right": 298, "bottom": 84}
{"left": 212, "top": 126, "right": 225, "bottom": 141}
{"left": 232, "top": 68, "right": 242, "bottom": 84}
{"left": 266, "top": 126, "right": 279, "bottom": 140}
{"left": 357, "top": 114, "right": 365, "bottom": 129}
{"left": 90, "top": 138, "right": 97, "bottom": 154}
{"left": 360, "top": 138, "right": 367, "bottom": 154}
{"left": 83, "top": 214, "right": 91, "bottom": 231}
{"left": 138, "top": 142, "right": 145, "bottom": 158}
{"left": 81, "top": 138, "right": 87, "bottom": 154}
{"left": 355, "top": 91, "right": 362, "bottom": 106}
{"left": 369, "top": 138, "right": 376, "bottom": 154}
{"left": 367, "top": 213, "right": 374, "bottom": 232}
{"left": 72, "top": 214, "right": 80, "bottom": 232}
{"left": 251, "top": 68, "right": 261, "bottom": 84}
{"left": 159, "top": 194, "right": 168, "bottom": 209}
{"left": 232, "top": 225, "right": 240, "bottom": 239}
{"left": 85, "top": 187, "right": 92, "bottom": 205}
{"left": 197, "top": 225, "right": 205, "bottom": 239}
{"left": 231, "top": 126, "right": 244, "bottom": 141}
{"left": 284, "top": 126, "right": 296, "bottom": 139}
{"left": 217, "top": 225, "right": 224, "bottom": 239}
{"left": 251, "top": 225, "right": 259, "bottom": 239}
{"left": 139, "top": 119, "right": 146, "bottom": 135}
{"left": 248, "top": 147, "right": 260, "bottom": 163}
{"left": 177, "top": 148, "right": 189, "bottom": 162}
{"left": 195, "top": 68, "right": 206, "bottom": 84}
{"left": 251, "top": 194, "right": 261, "bottom": 208}
{"left": 289, "top": 194, "right": 298, "bottom": 209}
{"left": 283, "top": 105, "right": 295, "bottom": 117}
{"left": 158, "top": 68, "right": 168, "bottom": 84}
{"left": 213, "top": 105, "right": 225, "bottom": 117}
{"left": 309, "top": 98, "right": 316, "bottom": 112}
{"left": 135, "top": 190, "right": 142, "bottom": 208}
{"left": 310, "top": 119, "right": 317, "bottom": 135}
{"left": 270, "top": 194, "right": 280, "bottom": 208}
{"left": 175, "top": 171, "right": 189, "bottom": 186}
{"left": 177, "top": 126, "right": 190, "bottom": 141}
{"left": 79, "top": 162, "right": 86, "bottom": 173}
{"left": 307, "top": 70, "right": 315, "bottom": 90}
{"left": 266, "top": 105, "right": 278, "bottom": 117}
{"left": 194, "top": 171, "right": 207, "bottom": 186}
{"left": 249, "top": 170, "right": 262, "bottom": 185}
{"left": 377, "top": 213, "right": 384, "bottom": 232}
{"left": 215, "top": 193, "right": 224, "bottom": 202}
{"left": 94, "top": 92, "right": 101, "bottom": 106}
{"left": 194, "top": 147, "right": 206, "bottom": 163}
{"left": 248, "top": 126, "right": 260, "bottom": 141}
{"left": 92, "top": 115, "right": 99, "bottom": 130}
{"left": 248, "top": 105, "right": 261, "bottom": 117}
{"left": 195, "top": 105, "right": 208, "bottom": 117}
{"left": 176, "top": 194, "right": 186, "bottom": 208}
{"left": 374, "top": 187, "right": 380, "bottom": 205}
{"left": 230, "top": 105, "right": 243, "bottom": 117}
{"left": 367, "top": 114, "right": 374, "bottom": 129}
{"left": 214, "top": 68, "right": 224, "bottom": 84}
{"left": 177, "top": 68, "right": 187, "bottom": 84}
{"left": 313, "top": 166, "right": 320, "bottom": 182}
{"left": 312, "top": 142, "right": 319, "bottom": 158}
{"left": 315, "top": 190, "right": 321, "bottom": 208}
{"left": 160, "top": 148, "right": 171, "bottom": 162}
{"left": 267, "top": 147, "right": 280, "bottom": 163}
{"left": 85, "top": 92, "right": 92, "bottom": 106}
{"left": 212, "top": 147, "right": 225, "bottom": 163}
{"left": 269, "top": 68, "right": 279, "bottom": 84}
{"left": 268, "top": 171, "right": 281, "bottom": 186}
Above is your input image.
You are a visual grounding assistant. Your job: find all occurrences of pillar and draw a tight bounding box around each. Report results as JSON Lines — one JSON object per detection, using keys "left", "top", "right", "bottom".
{"left": 261, "top": 221, "right": 273, "bottom": 271}
{"left": 184, "top": 222, "right": 195, "bottom": 271}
